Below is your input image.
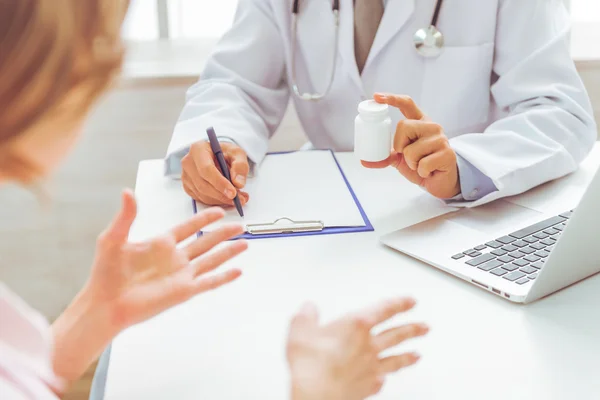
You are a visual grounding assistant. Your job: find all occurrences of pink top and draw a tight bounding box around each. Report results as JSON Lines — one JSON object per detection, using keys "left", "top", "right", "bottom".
{"left": 0, "top": 283, "right": 65, "bottom": 399}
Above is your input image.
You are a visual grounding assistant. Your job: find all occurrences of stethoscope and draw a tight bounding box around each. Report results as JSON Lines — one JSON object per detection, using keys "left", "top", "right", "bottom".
{"left": 291, "top": 0, "right": 445, "bottom": 101}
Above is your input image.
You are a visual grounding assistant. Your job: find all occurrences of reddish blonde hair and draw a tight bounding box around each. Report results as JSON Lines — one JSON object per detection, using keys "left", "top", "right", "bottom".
{"left": 0, "top": 0, "right": 130, "bottom": 182}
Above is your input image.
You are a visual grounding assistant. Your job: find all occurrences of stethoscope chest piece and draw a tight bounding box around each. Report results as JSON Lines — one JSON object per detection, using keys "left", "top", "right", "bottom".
{"left": 414, "top": 25, "right": 444, "bottom": 58}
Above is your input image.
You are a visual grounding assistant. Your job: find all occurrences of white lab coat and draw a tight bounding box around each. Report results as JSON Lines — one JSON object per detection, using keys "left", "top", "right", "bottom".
{"left": 167, "top": 0, "right": 597, "bottom": 207}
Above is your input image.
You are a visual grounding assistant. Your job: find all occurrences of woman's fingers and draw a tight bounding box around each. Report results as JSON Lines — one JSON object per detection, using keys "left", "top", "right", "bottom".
{"left": 354, "top": 297, "right": 417, "bottom": 330}
{"left": 170, "top": 207, "right": 226, "bottom": 242}
{"left": 289, "top": 303, "right": 320, "bottom": 331}
{"left": 100, "top": 190, "right": 138, "bottom": 245}
{"left": 185, "top": 224, "right": 245, "bottom": 260}
{"left": 374, "top": 323, "right": 429, "bottom": 352}
{"left": 193, "top": 268, "right": 243, "bottom": 294}
{"left": 378, "top": 352, "right": 421, "bottom": 374}
{"left": 192, "top": 239, "right": 248, "bottom": 277}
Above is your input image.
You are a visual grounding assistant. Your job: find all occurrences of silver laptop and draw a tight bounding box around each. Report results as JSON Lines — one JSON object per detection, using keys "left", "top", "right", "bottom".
{"left": 380, "top": 167, "right": 600, "bottom": 304}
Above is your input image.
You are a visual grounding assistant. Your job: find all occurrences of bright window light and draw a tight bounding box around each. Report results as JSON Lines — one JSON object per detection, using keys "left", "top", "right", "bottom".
{"left": 571, "top": 0, "right": 600, "bottom": 22}
{"left": 122, "top": 0, "right": 598, "bottom": 41}
{"left": 167, "top": 0, "right": 238, "bottom": 39}
{"left": 122, "top": 0, "right": 159, "bottom": 40}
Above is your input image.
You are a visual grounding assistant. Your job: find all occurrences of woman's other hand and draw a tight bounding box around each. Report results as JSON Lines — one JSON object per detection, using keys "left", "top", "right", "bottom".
{"left": 287, "top": 298, "right": 428, "bottom": 400}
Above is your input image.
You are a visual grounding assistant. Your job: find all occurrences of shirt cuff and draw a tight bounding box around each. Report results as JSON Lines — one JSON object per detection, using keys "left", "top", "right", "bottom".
{"left": 451, "top": 154, "right": 498, "bottom": 202}
{"left": 164, "top": 145, "right": 190, "bottom": 178}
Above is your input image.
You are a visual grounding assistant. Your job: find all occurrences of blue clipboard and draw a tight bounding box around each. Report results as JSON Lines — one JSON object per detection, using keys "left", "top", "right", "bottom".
{"left": 192, "top": 150, "right": 373, "bottom": 239}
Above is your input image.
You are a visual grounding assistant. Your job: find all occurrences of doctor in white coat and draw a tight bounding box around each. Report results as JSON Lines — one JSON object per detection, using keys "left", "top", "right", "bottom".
{"left": 165, "top": 0, "right": 597, "bottom": 207}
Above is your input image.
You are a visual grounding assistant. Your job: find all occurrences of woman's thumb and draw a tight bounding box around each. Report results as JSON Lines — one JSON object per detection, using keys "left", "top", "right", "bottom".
{"left": 290, "top": 302, "right": 320, "bottom": 331}
{"left": 104, "top": 189, "right": 138, "bottom": 243}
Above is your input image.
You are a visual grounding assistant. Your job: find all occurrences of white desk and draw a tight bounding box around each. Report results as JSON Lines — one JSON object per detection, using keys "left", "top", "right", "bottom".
{"left": 104, "top": 146, "right": 600, "bottom": 400}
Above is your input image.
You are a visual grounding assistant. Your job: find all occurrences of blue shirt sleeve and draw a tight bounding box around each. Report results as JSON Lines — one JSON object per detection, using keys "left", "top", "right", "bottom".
{"left": 454, "top": 154, "right": 498, "bottom": 201}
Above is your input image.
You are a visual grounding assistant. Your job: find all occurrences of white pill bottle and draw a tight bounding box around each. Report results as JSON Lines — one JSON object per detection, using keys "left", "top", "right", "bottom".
{"left": 354, "top": 100, "right": 392, "bottom": 162}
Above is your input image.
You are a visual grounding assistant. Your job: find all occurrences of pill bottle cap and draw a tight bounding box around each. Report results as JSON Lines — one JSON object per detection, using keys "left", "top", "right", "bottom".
{"left": 357, "top": 100, "right": 389, "bottom": 118}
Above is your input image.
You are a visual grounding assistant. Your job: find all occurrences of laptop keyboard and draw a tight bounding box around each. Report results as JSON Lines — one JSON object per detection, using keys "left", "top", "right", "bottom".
{"left": 451, "top": 210, "right": 574, "bottom": 285}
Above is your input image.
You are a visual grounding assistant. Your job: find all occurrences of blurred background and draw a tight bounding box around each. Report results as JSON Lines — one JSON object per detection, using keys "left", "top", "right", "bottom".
{"left": 0, "top": 0, "right": 598, "bottom": 398}
{"left": 121, "top": 0, "right": 600, "bottom": 40}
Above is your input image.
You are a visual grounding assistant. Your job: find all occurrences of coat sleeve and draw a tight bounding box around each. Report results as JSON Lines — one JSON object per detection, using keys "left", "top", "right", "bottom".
{"left": 165, "top": 0, "right": 289, "bottom": 175}
{"left": 447, "top": 0, "right": 597, "bottom": 208}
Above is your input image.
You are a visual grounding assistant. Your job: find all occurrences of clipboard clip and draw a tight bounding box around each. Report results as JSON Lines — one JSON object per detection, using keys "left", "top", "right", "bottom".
{"left": 246, "top": 217, "right": 324, "bottom": 235}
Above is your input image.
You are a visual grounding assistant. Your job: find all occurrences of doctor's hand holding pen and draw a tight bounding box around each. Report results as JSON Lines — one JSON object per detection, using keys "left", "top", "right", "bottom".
{"left": 182, "top": 140, "right": 251, "bottom": 206}
{"left": 362, "top": 93, "right": 461, "bottom": 200}
{"left": 287, "top": 298, "right": 429, "bottom": 400}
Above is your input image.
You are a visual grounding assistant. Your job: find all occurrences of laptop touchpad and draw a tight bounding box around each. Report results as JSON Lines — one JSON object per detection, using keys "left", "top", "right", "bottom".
{"left": 446, "top": 200, "right": 543, "bottom": 235}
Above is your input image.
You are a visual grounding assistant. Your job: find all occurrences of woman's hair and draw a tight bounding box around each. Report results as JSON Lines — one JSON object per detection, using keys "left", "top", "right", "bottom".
{"left": 0, "top": 0, "right": 130, "bottom": 182}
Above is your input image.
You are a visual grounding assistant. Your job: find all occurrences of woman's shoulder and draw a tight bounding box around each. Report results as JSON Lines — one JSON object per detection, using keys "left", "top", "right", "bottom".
{"left": 0, "top": 283, "right": 49, "bottom": 343}
{"left": 0, "top": 283, "right": 64, "bottom": 399}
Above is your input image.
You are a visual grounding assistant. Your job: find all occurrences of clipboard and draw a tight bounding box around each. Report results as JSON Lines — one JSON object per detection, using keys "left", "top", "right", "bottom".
{"left": 192, "top": 150, "right": 373, "bottom": 239}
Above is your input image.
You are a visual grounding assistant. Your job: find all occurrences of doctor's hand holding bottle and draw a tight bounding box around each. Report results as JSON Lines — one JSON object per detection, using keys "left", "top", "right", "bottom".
{"left": 182, "top": 140, "right": 251, "bottom": 206}
{"left": 362, "top": 93, "right": 461, "bottom": 200}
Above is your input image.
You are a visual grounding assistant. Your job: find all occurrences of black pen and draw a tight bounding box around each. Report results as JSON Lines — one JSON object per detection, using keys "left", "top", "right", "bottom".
{"left": 206, "top": 127, "right": 244, "bottom": 217}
